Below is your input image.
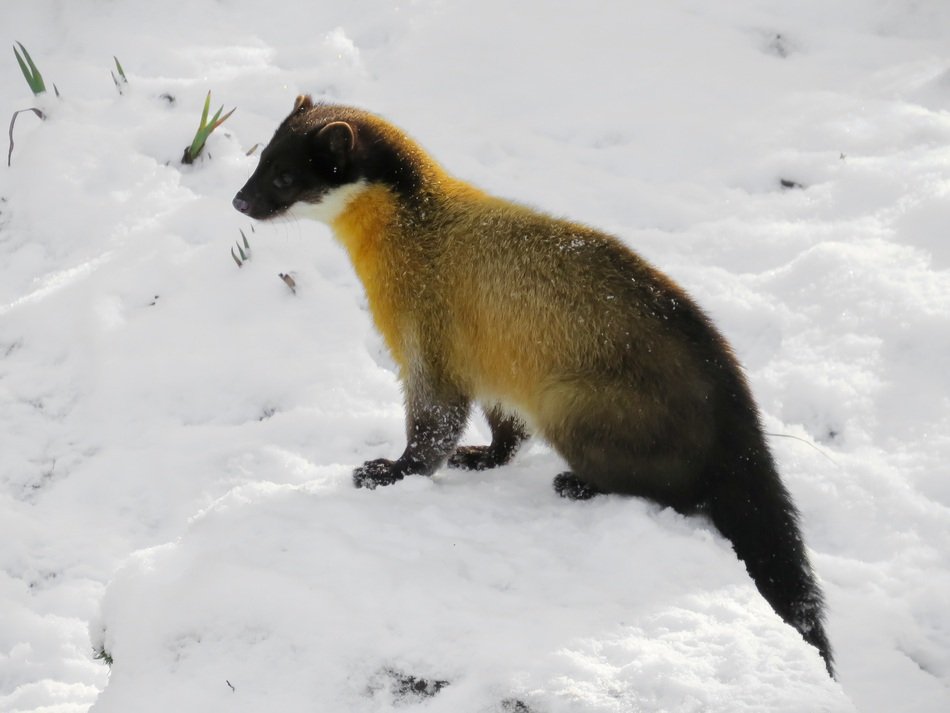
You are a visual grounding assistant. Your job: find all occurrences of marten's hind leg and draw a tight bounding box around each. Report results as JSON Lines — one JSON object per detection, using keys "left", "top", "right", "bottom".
{"left": 545, "top": 401, "right": 708, "bottom": 512}
{"left": 448, "top": 404, "right": 528, "bottom": 471}
{"left": 552, "top": 440, "right": 706, "bottom": 512}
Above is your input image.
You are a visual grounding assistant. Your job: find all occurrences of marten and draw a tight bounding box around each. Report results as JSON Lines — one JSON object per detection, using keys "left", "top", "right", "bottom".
{"left": 233, "top": 95, "right": 834, "bottom": 676}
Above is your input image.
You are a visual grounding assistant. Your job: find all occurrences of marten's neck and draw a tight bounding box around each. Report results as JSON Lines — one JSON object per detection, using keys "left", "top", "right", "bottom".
{"left": 330, "top": 184, "right": 408, "bottom": 366}
{"left": 331, "top": 183, "right": 398, "bottom": 260}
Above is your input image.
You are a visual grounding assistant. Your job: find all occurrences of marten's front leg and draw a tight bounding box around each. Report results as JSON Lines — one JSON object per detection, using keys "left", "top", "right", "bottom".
{"left": 354, "top": 369, "right": 470, "bottom": 489}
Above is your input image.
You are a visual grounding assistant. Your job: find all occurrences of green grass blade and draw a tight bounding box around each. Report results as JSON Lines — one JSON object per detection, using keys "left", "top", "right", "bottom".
{"left": 199, "top": 91, "right": 211, "bottom": 129}
{"left": 113, "top": 56, "right": 127, "bottom": 82}
{"left": 8, "top": 107, "right": 46, "bottom": 167}
{"left": 14, "top": 42, "right": 46, "bottom": 95}
{"left": 17, "top": 42, "right": 46, "bottom": 93}
{"left": 13, "top": 47, "right": 32, "bottom": 83}
{"left": 187, "top": 124, "right": 208, "bottom": 161}
{"left": 210, "top": 107, "right": 235, "bottom": 131}
{"left": 16, "top": 42, "right": 37, "bottom": 69}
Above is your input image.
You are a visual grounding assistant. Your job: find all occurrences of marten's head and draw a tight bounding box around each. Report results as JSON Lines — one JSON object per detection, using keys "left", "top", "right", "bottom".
{"left": 233, "top": 96, "right": 425, "bottom": 222}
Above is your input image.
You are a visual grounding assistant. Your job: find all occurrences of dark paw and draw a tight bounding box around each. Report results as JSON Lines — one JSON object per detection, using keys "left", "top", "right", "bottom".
{"left": 447, "top": 445, "right": 500, "bottom": 471}
{"left": 353, "top": 459, "right": 405, "bottom": 489}
{"left": 553, "top": 472, "right": 602, "bottom": 500}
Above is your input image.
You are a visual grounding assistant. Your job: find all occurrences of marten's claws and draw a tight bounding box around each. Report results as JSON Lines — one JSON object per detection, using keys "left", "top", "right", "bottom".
{"left": 353, "top": 458, "right": 404, "bottom": 489}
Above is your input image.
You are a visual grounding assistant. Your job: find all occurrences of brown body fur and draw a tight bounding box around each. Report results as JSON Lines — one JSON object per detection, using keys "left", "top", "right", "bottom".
{"left": 335, "top": 182, "right": 716, "bottom": 502}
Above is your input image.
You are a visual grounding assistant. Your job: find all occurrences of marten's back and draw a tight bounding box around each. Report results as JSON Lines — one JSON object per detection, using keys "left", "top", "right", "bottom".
{"left": 407, "top": 195, "right": 712, "bottom": 413}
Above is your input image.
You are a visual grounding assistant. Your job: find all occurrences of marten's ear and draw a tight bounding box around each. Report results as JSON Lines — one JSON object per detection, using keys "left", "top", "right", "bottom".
{"left": 316, "top": 121, "right": 357, "bottom": 164}
{"left": 293, "top": 94, "right": 314, "bottom": 113}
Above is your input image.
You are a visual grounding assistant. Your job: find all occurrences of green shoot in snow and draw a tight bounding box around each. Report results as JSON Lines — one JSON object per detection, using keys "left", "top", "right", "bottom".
{"left": 111, "top": 56, "right": 128, "bottom": 94}
{"left": 13, "top": 42, "right": 47, "bottom": 95}
{"left": 182, "top": 91, "right": 235, "bottom": 164}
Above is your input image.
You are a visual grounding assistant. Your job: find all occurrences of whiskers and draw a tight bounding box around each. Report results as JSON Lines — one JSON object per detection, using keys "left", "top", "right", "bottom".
{"left": 270, "top": 211, "right": 305, "bottom": 242}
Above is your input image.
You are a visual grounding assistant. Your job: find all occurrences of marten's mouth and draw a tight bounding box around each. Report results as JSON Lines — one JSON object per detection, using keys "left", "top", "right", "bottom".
{"left": 231, "top": 194, "right": 285, "bottom": 221}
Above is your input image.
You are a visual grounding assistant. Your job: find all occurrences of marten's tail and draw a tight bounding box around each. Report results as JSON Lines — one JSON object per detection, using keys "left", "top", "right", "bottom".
{"left": 704, "top": 436, "right": 834, "bottom": 677}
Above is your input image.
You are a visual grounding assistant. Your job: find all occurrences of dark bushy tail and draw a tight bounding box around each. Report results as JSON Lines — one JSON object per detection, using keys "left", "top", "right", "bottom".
{"left": 704, "top": 437, "right": 834, "bottom": 677}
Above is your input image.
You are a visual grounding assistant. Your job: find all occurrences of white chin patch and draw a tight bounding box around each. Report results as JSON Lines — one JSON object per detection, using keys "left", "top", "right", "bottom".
{"left": 284, "top": 181, "right": 368, "bottom": 224}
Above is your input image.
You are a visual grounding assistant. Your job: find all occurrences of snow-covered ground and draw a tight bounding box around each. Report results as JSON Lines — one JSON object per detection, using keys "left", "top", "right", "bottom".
{"left": 2, "top": 1, "right": 949, "bottom": 711}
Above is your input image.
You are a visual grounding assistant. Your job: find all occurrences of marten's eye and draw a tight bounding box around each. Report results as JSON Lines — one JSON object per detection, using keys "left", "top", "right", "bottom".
{"left": 273, "top": 173, "right": 294, "bottom": 189}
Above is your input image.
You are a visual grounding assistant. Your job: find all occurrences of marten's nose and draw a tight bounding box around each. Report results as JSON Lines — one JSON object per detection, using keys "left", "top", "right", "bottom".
{"left": 232, "top": 195, "right": 250, "bottom": 214}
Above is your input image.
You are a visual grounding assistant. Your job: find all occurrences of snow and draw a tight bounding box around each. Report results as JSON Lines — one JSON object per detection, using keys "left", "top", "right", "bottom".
{"left": 1, "top": 0, "right": 948, "bottom": 711}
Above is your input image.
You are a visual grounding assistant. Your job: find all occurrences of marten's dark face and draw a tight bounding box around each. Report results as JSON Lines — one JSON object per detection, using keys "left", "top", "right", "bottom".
{"left": 233, "top": 113, "right": 359, "bottom": 221}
